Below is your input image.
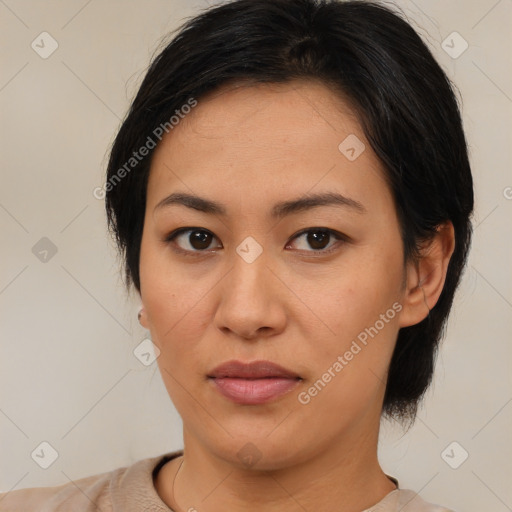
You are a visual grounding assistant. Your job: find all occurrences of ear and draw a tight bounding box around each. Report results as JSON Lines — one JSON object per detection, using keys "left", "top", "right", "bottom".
{"left": 138, "top": 306, "right": 149, "bottom": 329}
{"left": 399, "top": 221, "right": 455, "bottom": 328}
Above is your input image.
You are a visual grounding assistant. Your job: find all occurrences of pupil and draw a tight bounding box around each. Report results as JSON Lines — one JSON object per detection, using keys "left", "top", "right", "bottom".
{"left": 191, "top": 230, "right": 211, "bottom": 250}
{"left": 308, "top": 231, "right": 329, "bottom": 250}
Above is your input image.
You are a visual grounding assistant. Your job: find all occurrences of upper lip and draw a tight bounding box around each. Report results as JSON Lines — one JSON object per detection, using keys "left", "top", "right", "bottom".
{"left": 208, "top": 360, "right": 301, "bottom": 379}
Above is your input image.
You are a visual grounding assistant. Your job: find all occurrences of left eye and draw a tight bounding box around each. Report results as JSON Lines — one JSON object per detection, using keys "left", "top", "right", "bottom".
{"left": 286, "top": 228, "right": 346, "bottom": 253}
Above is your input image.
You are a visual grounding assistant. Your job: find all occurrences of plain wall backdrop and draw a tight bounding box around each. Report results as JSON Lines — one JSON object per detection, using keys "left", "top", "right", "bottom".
{"left": 1, "top": 1, "right": 511, "bottom": 511}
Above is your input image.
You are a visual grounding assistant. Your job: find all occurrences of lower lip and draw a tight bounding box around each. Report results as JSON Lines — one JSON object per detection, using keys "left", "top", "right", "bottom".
{"left": 209, "top": 377, "right": 301, "bottom": 405}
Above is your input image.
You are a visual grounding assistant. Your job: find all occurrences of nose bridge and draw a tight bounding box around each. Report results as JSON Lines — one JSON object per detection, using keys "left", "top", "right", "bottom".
{"left": 214, "top": 235, "right": 286, "bottom": 338}
{"left": 228, "top": 236, "right": 272, "bottom": 302}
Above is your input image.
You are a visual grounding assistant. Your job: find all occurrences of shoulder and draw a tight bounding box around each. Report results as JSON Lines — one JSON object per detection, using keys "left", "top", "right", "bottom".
{"left": 0, "top": 451, "right": 181, "bottom": 512}
{"left": 395, "top": 489, "right": 456, "bottom": 511}
{"left": 0, "top": 470, "right": 114, "bottom": 512}
{"left": 366, "top": 487, "right": 457, "bottom": 512}
{"left": 396, "top": 489, "right": 457, "bottom": 511}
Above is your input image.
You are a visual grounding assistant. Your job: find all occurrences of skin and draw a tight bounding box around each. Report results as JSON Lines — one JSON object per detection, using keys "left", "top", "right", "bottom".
{"left": 138, "top": 79, "right": 455, "bottom": 512}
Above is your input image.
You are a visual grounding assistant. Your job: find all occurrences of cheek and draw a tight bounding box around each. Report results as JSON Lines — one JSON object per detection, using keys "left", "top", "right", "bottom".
{"left": 141, "top": 253, "right": 212, "bottom": 412}
{"left": 311, "top": 248, "right": 403, "bottom": 335}
{"left": 297, "top": 270, "right": 401, "bottom": 426}
{"left": 297, "top": 241, "right": 403, "bottom": 396}
{"left": 144, "top": 277, "right": 210, "bottom": 353}
{"left": 139, "top": 237, "right": 210, "bottom": 353}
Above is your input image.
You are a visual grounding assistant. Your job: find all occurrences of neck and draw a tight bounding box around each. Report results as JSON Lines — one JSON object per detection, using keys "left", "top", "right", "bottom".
{"left": 156, "top": 417, "right": 396, "bottom": 512}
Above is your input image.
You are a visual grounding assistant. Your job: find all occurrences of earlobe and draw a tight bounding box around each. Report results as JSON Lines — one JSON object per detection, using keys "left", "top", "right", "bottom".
{"left": 138, "top": 307, "right": 148, "bottom": 328}
{"left": 399, "top": 221, "right": 455, "bottom": 328}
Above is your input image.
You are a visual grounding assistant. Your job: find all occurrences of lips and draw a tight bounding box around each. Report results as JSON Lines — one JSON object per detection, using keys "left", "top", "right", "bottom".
{"left": 208, "top": 360, "right": 302, "bottom": 405}
{"left": 208, "top": 360, "right": 300, "bottom": 379}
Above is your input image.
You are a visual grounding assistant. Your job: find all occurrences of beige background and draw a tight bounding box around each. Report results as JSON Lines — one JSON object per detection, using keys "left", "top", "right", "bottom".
{"left": 1, "top": 1, "right": 511, "bottom": 510}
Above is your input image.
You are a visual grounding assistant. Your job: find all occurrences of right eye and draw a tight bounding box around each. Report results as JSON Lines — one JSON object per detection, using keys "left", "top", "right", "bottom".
{"left": 164, "top": 228, "right": 223, "bottom": 254}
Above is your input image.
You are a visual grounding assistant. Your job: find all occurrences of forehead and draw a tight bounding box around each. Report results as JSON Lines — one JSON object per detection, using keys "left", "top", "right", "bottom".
{"left": 146, "top": 79, "right": 390, "bottom": 214}
{"left": 163, "top": 79, "right": 360, "bottom": 150}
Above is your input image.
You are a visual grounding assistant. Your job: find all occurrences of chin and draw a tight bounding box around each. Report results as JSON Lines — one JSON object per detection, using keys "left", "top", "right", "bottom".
{"left": 208, "top": 433, "right": 314, "bottom": 472}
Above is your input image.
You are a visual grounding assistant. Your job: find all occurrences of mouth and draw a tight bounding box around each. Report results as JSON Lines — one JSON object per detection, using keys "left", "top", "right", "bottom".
{"left": 207, "top": 360, "right": 302, "bottom": 405}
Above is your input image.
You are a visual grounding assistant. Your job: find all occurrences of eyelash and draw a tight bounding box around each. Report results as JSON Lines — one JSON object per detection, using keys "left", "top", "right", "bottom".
{"left": 163, "top": 227, "right": 349, "bottom": 257}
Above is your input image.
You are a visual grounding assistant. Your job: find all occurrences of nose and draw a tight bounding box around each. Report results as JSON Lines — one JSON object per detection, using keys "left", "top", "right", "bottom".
{"left": 213, "top": 247, "right": 287, "bottom": 341}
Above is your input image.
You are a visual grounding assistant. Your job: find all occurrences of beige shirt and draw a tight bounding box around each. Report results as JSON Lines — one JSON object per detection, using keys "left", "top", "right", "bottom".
{"left": 0, "top": 450, "right": 454, "bottom": 511}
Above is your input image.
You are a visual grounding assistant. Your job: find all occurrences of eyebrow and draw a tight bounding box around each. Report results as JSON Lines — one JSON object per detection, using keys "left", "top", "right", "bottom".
{"left": 154, "top": 191, "right": 366, "bottom": 218}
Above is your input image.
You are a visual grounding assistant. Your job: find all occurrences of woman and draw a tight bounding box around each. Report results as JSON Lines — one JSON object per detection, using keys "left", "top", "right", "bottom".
{"left": 0, "top": 0, "right": 473, "bottom": 510}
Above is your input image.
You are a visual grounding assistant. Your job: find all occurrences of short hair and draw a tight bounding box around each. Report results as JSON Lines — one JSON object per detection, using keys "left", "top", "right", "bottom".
{"left": 105, "top": 0, "right": 474, "bottom": 426}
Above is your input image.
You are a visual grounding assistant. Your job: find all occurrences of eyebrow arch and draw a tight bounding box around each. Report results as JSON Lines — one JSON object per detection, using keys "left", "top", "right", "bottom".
{"left": 154, "top": 191, "right": 367, "bottom": 218}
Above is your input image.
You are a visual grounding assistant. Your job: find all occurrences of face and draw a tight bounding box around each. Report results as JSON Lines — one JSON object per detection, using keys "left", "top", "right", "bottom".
{"left": 139, "top": 80, "right": 407, "bottom": 470}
